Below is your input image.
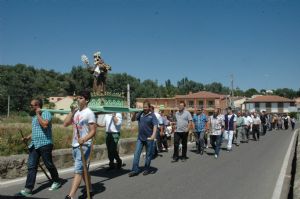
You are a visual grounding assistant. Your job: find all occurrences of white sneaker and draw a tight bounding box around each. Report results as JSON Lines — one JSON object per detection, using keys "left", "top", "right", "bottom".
{"left": 214, "top": 154, "right": 218, "bottom": 159}
{"left": 49, "top": 182, "right": 61, "bottom": 191}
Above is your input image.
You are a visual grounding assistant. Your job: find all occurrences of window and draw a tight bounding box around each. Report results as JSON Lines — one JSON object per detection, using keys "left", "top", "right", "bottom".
{"left": 198, "top": 100, "right": 203, "bottom": 106}
{"left": 255, "top": 103, "right": 259, "bottom": 108}
{"left": 266, "top": 102, "right": 271, "bottom": 108}
{"left": 208, "top": 100, "right": 214, "bottom": 108}
{"left": 188, "top": 100, "right": 194, "bottom": 108}
{"left": 278, "top": 102, "right": 283, "bottom": 108}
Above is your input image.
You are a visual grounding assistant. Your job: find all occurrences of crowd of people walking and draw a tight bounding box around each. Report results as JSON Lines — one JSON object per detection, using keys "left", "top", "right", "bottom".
{"left": 15, "top": 94, "right": 297, "bottom": 198}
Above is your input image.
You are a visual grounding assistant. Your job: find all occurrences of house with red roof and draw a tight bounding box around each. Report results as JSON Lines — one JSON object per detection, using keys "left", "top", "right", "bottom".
{"left": 136, "top": 91, "right": 228, "bottom": 115}
{"left": 244, "top": 95, "right": 296, "bottom": 113}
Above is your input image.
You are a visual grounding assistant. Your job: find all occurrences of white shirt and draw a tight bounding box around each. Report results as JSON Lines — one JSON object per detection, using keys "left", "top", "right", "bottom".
{"left": 210, "top": 115, "right": 224, "bottom": 135}
{"left": 72, "top": 108, "right": 96, "bottom": 147}
{"left": 244, "top": 116, "right": 253, "bottom": 126}
{"left": 104, "top": 113, "right": 122, "bottom": 133}
{"left": 226, "top": 114, "right": 237, "bottom": 122}
{"left": 154, "top": 112, "right": 164, "bottom": 126}
{"left": 252, "top": 116, "right": 261, "bottom": 125}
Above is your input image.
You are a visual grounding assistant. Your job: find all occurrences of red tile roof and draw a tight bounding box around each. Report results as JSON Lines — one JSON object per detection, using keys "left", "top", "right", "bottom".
{"left": 245, "top": 95, "right": 294, "bottom": 103}
{"left": 175, "top": 91, "right": 224, "bottom": 99}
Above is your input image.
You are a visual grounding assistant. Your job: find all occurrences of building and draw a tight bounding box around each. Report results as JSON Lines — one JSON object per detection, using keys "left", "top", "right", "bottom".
{"left": 48, "top": 96, "right": 65, "bottom": 103}
{"left": 48, "top": 96, "right": 74, "bottom": 120}
{"left": 136, "top": 91, "right": 227, "bottom": 115}
{"left": 244, "top": 95, "right": 296, "bottom": 113}
{"left": 231, "top": 96, "right": 248, "bottom": 111}
{"left": 294, "top": 97, "right": 300, "bottom": 118}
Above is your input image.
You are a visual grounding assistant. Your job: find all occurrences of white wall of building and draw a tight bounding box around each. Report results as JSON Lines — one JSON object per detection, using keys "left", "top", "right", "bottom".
{"left": 271, "top": 103, "right": 278, "bottom": 113}
{"left": 260, "top": 103, "right": 266, "bottom": 112}
{"left": 245, "top": 103, "right": 254, "bottom": 112}
{"left": 283, "top": 103, "right": 290, "bottom": 113}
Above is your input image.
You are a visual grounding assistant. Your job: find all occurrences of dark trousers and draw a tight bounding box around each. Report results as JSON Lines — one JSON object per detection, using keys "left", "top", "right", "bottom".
{"left": 252, "top": 125, "right": 260, "bottom": 141}
{"left": 262, "top": 124, "right": 267, "bottom": 135}
{"left": 210, "top": 135, "right": 221, "bottom": 156}
{"left": 284, "top": 122, "right": 289, "bottom": 130}
{"left": 173, "top": 132, "right": 188, "bottom": 158}
{"left": 25, "top": 144, "right": 59, "bottom": 190}
{"left": 292, "top": 122, "right": 295, "bottom": 130}
{"left": 106, "top": 132, "right": 122, "bottom": 167}
{"left": 245, "top": 126, "right": 250, "bottom": 140}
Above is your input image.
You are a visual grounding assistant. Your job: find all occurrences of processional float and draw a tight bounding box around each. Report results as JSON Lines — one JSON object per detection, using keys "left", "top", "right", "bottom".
{"left": 42, "top": 51, "right": 140, "bottom": 114}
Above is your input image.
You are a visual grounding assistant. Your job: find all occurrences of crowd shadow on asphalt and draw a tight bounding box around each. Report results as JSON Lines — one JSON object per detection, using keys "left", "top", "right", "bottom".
{"left": 78, "top": 181, "right": 106, "bottom": 198}
{"left": 89, "top": 164, "right": 131, "bottom": 181}
{"left": 205, "top": 152, "right": 215, "bottom": 156}
{"left": 90, "top": 164, "right": 159, "bottom": 181}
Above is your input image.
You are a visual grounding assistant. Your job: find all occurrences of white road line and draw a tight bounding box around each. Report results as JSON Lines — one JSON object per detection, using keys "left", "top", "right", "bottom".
{"left": 272, "top": 129, "right": 298, "bottom": 199}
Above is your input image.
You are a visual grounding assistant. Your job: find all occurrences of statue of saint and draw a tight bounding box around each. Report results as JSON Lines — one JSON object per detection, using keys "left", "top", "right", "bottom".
{"left": 81, "top": 51, "right": 111, "bottom": 94}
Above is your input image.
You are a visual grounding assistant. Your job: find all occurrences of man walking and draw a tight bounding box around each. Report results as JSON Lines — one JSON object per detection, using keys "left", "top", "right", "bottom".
{"left": 260, "top": 111, "right": 268, "bottom": 135}
{"left": 98, "top": 112, "right": 123, "bottom": 171}
{"left": 223, "top": 107, "right": 236, "bottom": 152}
{"left": 252, "top": 112, "right": 261, "bottom": 141}
{"left": 17, "top": 99, "right": 61, "bottom": 197}
{"left": 63, "top": 91, "right": 97, "bottom": 199}
{"left": 173, "top": 101, "right": 193, "bottom": 162}
{"left": 193, "top": 108, "right": 208, "bottom": 155}
{"left": 129, "top": 101, "right": 158, "bottom": 177}
{"left": 208, "top": 109, "right": 224, "bottom": 159}
{"left": 235, "top": 111, "right": 245, "bottom": 146}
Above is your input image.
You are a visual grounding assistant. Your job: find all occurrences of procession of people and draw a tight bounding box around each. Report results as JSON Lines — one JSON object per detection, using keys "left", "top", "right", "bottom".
{"left": 15, "top": 94, "right": 297, "bottom": 199}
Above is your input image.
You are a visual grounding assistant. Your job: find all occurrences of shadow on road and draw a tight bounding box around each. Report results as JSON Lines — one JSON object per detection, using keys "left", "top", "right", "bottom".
{"left": 90, "top": 165, "right": 131, "bottom": 181}
{"left": 79, "top": 181, "right": 106, "bottom": 198}
{"left": 32, "top": 178, "right": 68, "bottom": 195}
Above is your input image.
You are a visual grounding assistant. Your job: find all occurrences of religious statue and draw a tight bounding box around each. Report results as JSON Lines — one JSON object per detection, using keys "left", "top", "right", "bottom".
{"left": 81, "top": 51, "right": 111, "bottom": 94}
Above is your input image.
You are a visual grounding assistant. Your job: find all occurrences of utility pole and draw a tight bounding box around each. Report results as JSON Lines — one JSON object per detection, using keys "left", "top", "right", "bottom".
{"left": 7, "top": 95, "right": 10, "bottom": 118}
{"left": 230, "top": 74, "right": 234, "bottom": 97}
{"left": 230, "top": 74, "right": 234, "bottom": 108}
{"left": 127, "top": 84, "right": 131, "bottom": 129}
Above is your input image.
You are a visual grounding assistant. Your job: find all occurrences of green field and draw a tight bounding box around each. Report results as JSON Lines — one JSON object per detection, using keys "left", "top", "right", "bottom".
{"left": 0, "top": 115, "right": 138, "bottom": 156}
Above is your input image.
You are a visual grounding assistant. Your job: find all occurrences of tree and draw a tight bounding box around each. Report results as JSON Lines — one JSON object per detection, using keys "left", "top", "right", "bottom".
{"left": 244, "top": 88, "right": 259, "bottom": 98}
{"left": 106, "top": 73, "right": 141, "bottom": 106}
{"left": 177, "top": 77, "right": 203, "bottom": 94}
{"left": 274, "top": 88, "right": 297, "bottom": 99}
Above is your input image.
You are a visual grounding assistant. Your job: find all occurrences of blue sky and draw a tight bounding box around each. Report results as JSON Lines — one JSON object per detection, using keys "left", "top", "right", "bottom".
{"left": 1, "top": 0, "right": 300, "bottom": 91}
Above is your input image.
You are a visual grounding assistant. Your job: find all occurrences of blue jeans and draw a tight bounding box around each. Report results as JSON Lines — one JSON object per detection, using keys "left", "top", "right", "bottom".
{"left": 72, "top": 145, "right": 91, "bottom": 174}
{"left": 131, "top": 139, "right": 154, "bottom": 173}
{"left": 25, "top": 144, "right": 59, "bottom": 190}
{"left": 195, "top": 130, "right": 205, "bottom": 151}
{"left": 210, "top": 135, "right": 221, "bottom": 156}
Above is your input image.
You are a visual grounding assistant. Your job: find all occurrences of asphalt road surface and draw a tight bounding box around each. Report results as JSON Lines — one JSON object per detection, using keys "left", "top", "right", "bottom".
{"left": 0, "top": 128, "right": 295, "bottom": 199}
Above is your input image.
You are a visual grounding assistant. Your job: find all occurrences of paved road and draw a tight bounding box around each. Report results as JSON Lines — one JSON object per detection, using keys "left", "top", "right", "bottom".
{"left": 0, "top": 129, "right": 295, "bottom": 199}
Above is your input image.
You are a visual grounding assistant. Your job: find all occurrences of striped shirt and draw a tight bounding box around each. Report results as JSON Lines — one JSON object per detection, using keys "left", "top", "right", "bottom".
{"left": 29, "top": 111, "right": 53, "bottom": 149}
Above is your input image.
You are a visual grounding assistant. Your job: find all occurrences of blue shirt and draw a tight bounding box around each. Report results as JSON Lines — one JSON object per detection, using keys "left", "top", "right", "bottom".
{"left": 136, "top": 112, "right": 158, "bottom": 141}
{"left": 29, "top": 110, "right": 53, "bottom": 149}
{"left": 193, "top": 113, "right": 208, "bottom": 132}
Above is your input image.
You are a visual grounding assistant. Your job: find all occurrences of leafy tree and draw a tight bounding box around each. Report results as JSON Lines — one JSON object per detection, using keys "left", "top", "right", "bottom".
{"left": 106, "top": 73, "right": 141, "bottom": 107}
{"left": 1, "top": 64, "right": 299, "bottom": 114}
{"left": 244, "top": 88, "right": 259, "bottom": 98}
{"left": 274, "top": 88, "right": 297, "bottom": 99}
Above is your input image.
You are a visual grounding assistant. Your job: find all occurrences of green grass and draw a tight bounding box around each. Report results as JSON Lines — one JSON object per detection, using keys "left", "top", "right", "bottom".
{"left": 0, "top": 116, "right": 138, "bottom": 156}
